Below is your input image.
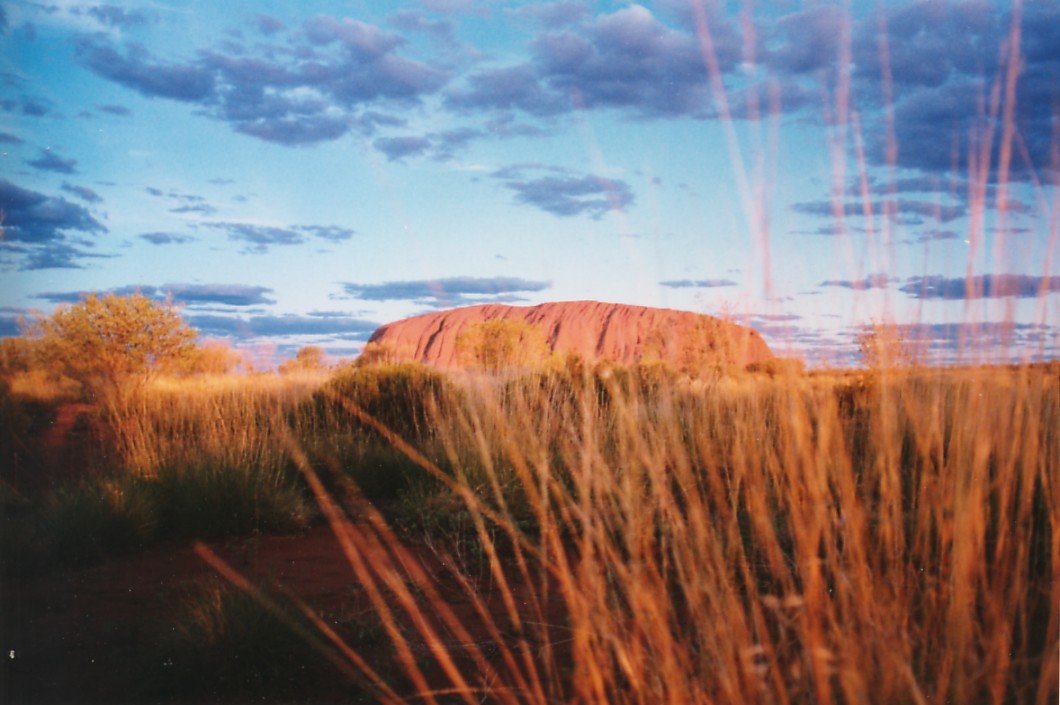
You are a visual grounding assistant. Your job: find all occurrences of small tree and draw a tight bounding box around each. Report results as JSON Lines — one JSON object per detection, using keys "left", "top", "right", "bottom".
{"left": 185, "top": 339, "right": 251, "bottom": 375}
{"left": 455, "top": 319, "right": 550, "bottom": 373}
{"left": 855, "top": 321, "right": 918, "bottom": 369}
{"left": 22, "top": 292, "right": 199, "bottom": 406}
{"left": 279, "top": 345, "right": 329, "bottom": 375}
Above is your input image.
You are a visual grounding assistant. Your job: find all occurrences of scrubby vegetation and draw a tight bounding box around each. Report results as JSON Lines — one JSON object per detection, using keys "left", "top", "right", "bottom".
{"left": 2, "top": 328, "right": 1057, "bottom": 703}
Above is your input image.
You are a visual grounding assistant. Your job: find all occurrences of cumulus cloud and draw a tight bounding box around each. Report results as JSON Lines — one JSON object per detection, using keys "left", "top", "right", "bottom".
{"left": 900, "top": 274, "right": 1060, "bottom": 300}
{"left": 75, "top": 41, "right": 215, "bottom": 101}
{"left": 74, "top": 15, "right": 448, "bottom": 147}
{"left": 0, "top": 178, "right": 105, "bottom": 244}
{"left": 341, "top": 276, "right": 551, "bottom": 307}
{"left": 508, "top": 1, "right": 591, "bottom": 29}
{"left": 492, "top": 164, "right": 633, "bottom": 218}
{"left": 448, "top": 4, "right": 731, "bottom": 119}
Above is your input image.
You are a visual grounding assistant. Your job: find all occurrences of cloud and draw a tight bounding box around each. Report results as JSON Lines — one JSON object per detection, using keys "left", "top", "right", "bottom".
{"left": 161, "top": 283, "right": 276, "bottom": 307}
{"left": 19, "top": 97, "right": 51, "bottom": 117}
{"left": 387, "top": 9, "right": 461, "bottom": 49}
{"left": 0, "top": 131, "right": 23, "bottom": 144}
{"left": 448, "top": 5, "right": 733, "bottom": 118}
{"left": 848, "top": 321, "right": 1058, "bottom": 364}
{"left": 660, "top": 279, "right": 738, "bottom": 288}
{"left": 249, "top": 13, "right": 285, "bottom": 35}
{"left": 203, "top": 221, "right": 356, "bottom": 253}
{"left": 900, "top": 274, "right": 1060, "bottom": 300}
{"left": 60, "top": 183, "right": 102, "bottom": 203}
{"left": 764, "top": 5, "right": 850, "bottom": 77}
{"left": 169, "top": 203, "right": 217, "bottom": 215}
{"left": 87, "top": 5, "right": 153, "bottom": 28}
{"left": 446, "top": 64, "right": 567, "bottom": 116}
{"left": 374, "top": 135, "right": 431, "bottom": 161}
{"left": 341, "top": 276, "right": 551, "bottom": 307}
{"left": 17, "top": 242, "right": 115, "bottom": 271}
{"left": 97, "top": 104, "right": 132, "bottom": 116}
{"left": 26, "top": 149, "right": 78, "bottom": 174}
{"left": 37, "top": 283, "right": 275, "bottom": 308}
{"left": 75, "top": 41, "right": 215, "bottom": 101}
{"left": 139, "top": 232, "right": 194, "bottom": 245}
{"left": 74, "top": 15, "right": 448, "bottom": 147}
{"left": 861, "top": 3, "right": 1059, "bottom": 179}
{"left": 0, "top": 178, "right": 106, "bottom": 244}
{"left": 904, "top": 229, "right": 961, "bottom": 245}
{"left": 205, "top": 222, "right": 301, "bottom": 251}
{"left": 508, "top": 1, "right": 591, "bottom": 29}
{"left": 493, "top": 164, "right": 633, "bottom": 218}
{"left": 188, "top": 312, "right": 378, "bottom": 340}
{"left": 791, "top": 198, "right": 967, "bottom": 225}
{"left": 234, "top": 116, "right": 352, "bottom": 147}
{"left": 819, "top": 273, "right": 893, "bottom": 290}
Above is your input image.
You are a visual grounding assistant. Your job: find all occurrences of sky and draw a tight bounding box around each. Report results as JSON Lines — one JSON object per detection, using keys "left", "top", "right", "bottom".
{"left": 1, "top": 0, "right": 1057, "bottom": 367}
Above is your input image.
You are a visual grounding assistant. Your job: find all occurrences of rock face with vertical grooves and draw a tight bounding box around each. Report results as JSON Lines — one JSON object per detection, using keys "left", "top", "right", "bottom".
{"left": 364, "top": 301, "right": 773, "bottom": 370}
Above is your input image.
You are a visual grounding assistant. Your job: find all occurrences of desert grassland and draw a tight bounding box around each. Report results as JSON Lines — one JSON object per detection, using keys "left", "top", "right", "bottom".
{"left": 6, "top": 359, "right": 1056, "bottom": 704}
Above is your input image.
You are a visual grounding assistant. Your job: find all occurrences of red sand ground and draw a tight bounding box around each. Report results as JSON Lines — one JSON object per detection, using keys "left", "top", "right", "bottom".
{"left": 2, "top": 404, "right": 568, "bottom": 704}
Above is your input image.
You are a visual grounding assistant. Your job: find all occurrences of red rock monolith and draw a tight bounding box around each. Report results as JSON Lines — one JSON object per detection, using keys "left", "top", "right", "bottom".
{"left": 364, "top": 301, "right": 773, "bottom": 370}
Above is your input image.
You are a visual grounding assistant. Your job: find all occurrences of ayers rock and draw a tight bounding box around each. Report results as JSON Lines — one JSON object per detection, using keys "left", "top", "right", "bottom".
{"left": 365, "top": 301, "right": 774, "bottom": 370}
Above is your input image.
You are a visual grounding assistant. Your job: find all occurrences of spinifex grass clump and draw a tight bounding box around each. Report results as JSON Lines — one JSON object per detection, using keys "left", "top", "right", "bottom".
{"left": 140, "top": 579, "right": 358, "bottom": 703}
{"left": 287, "top": 362, "right": 1057, "bottom": 704}
{"left": 112, "top": 373, "right": 322, "bottom": 476}
{"left": 296, "top": 362, "right": 458, "bottom": 500}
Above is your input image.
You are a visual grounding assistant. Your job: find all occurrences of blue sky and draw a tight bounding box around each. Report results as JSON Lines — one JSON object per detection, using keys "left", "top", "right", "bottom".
{"left": 1, "top": 0, "right": 1057, "bottom": 366}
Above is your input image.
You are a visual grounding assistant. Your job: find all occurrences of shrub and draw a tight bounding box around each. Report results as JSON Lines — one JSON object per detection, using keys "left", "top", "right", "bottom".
{"left": 151, "top": 462, "right": 309, "bottom": 541}
{"left": 317, "top": 362, "right": 455, "bottom": 441}
{"left": 40, "top": 479, "right": 156, "bottom": 566}
{"left": 455, "top": 318, "right": 550, "bottom": 372}
{"left": 279, "top": 345, "right": 329, "bottom": 375}
{"left": 21, "top": 292, "right": 199, "bottom": 409}
{"left": 141, "top": 580, "right": 350, "bottom": 702}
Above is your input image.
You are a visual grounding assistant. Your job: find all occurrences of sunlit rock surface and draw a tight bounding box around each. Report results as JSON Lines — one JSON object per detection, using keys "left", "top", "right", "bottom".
{"left": 365, "top": 301, "right": 774, "bottom": 370}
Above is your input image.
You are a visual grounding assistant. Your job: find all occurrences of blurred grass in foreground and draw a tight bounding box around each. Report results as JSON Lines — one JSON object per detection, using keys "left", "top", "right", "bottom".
{"left": 2, "top": 360, "right": 1057, "bottom": 703}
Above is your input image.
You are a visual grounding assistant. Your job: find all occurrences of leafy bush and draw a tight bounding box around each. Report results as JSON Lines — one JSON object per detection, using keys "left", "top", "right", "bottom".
{"left": 21, "top": 292, "right": 199, "bottom": 408}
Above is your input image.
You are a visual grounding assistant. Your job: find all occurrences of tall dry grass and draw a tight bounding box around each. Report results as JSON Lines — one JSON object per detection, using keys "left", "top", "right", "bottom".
{"left": 181, "top": 361, "right": 1056, "bottom": 705}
